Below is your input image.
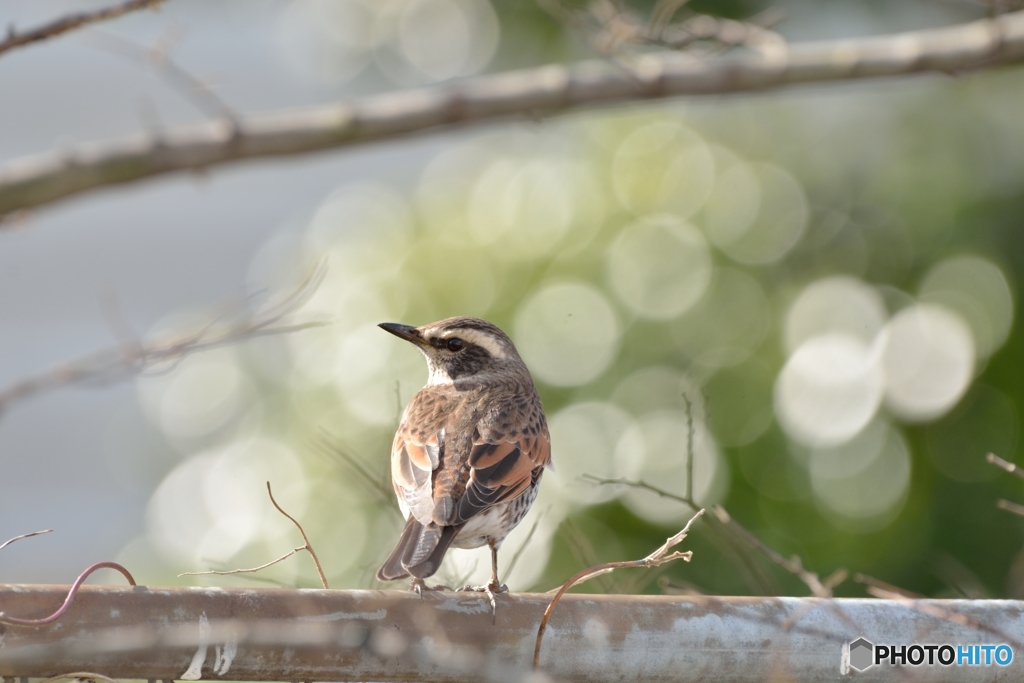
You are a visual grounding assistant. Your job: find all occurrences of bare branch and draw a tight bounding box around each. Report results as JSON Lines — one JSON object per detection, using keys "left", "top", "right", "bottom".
{"left": 533, "top": 508, "right": 704, "bottom": 671}
{"left": 711, "top": 506, "right": 844, "bottom": 598}
{"left": 83, "top": 30, "right": 239, "bottom": 124}
{"left": 181, "top": 482, "right": 329, "bottom": 589}
{"left": 179, "top": 547, "right": 305, "bottom": 579}
{"left": 0, "top": 528, "right": 53, "bottom": 552}
{"left": 865, "top": 583, "right": 1024, "bottom": 649}
{"left": 4, "top": 11, "right": 1024, "bottom": 219}
{"left": 854, "top": 572, "right": 925, "bottom": 599}
{"left": 545, "top": 0, "right": 785, "bottom": 56}
{"left": 0, "top": 0, "right": 163, "bottom": 58}
{"left": 581, "top": 473, "right": 698, "bottom": 508}
{"left": 0, "top": 261, "right": 326, "bottom": 417}
{"left": 997, "top": 498, "right": 1024, "bottom": 516}
{"left": 987, "top": 451, "right": 1024, "bottom": 480}
{"left": 584, "top": 474, "right": 846, "bottom": 599}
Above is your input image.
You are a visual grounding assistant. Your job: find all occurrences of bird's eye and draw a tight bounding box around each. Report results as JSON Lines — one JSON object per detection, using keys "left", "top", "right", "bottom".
{"left": 446, "top": 338, "right": 464, "bottom": 352}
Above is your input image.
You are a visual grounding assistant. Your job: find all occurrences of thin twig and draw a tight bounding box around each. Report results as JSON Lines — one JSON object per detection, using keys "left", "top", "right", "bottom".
{"left": 865, "top": 584, "right": 1024, "bottom": 650}
{"left": 987, "top": 452, "right": 1024, "bottom": 480}
{"left": 533, "top": 508, "right": 704, "bottom": 671}
{"left": 583, "top": 475, "right": 845, "bottom": 599}
{"left": 5, "top": 11, "right": 1024, "bottom": 218}
{"left": 84, "top": 29, "right": 239, "bottom": 124}
{"left": 0, "top": 0, "right": 163, "bottom": 58}
{"left": 0, "top": 261, "right": 326, "bottom": 416}
{"left": 547, "top": 0, "right": 785, "bottom": 57}
{"left": 0, "top": 561, "right": 136, "bottom": 625}
{"left": 179, "top": 547, "right": 306, "bottom": 579}
{"left": 682, "top": 392, "right": 694, "bottom": 504}
{"left": 559, "top": 519, "right": 615, "bottom": 593}
{"left": 313, "top": 430, "right": 395, "bottom": 510}
{"left": 0, "top": 528, "right": 53, "bottom": 552}
{"left": 581, "top": 473, "right": 698, "bottom": 508}
{"left": 266, "top": 482, "right": 329, "bottom": 589}
{"left": 997, "top": 499, "right": 1024, "bottom": 516}
{"left": 181, "top": 482, "right": 329, "bottom": 589}
{"left": 854, "top": 572, "right": 925, "bottom": 599}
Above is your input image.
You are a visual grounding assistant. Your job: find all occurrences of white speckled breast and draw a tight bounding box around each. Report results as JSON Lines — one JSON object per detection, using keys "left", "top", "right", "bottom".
{"left": 451, "top": 477, "right": 541, "bottom": 550}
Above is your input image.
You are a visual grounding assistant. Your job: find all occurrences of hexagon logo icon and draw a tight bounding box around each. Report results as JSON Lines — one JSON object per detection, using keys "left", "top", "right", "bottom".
{"left": 849, "top": 637, "right": 874, "bottom": 671}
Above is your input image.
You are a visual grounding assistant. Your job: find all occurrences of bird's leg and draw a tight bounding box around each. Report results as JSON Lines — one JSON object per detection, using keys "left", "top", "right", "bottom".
{"left": 456, "top": 540, "right": 508, "bottom": 619}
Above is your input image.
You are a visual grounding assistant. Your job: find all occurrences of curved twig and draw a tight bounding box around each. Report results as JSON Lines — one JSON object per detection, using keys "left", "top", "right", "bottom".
{"left": 533, "top": 509, "right": 704, "bottom": 670}
{"left": 180, "top": 482, "right": 330, "bottom": 589}
{"left": 266, "top": 482, "right": 330, "bottom": 589}
{"left": 0, "top": 561, "right": 136, "bottom": 625}
{"left": 0, "top": 528, "right": 53, "bottom": 552}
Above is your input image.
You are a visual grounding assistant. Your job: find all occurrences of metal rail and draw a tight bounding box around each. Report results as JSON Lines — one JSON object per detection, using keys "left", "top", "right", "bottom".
{"left": 0, "top": 585, "right": 1022, "bottom": 682}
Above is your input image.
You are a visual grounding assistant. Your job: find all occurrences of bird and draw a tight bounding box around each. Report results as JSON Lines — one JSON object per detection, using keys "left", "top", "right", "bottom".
{"left": 375, "top": 316, "right": 551, "bottom": 609}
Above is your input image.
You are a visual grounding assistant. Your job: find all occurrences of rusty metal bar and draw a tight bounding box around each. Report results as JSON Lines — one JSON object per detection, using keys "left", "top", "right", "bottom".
{"left": 1, "top": 585, "right": 1023, "bottom": 682}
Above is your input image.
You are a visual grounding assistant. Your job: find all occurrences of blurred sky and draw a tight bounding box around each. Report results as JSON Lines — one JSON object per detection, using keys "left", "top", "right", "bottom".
{"left": 0, "top": 0, "right": 991, "bottom": 583}
{"left": 0, "top": 0, "right": 458, "bottom": 581}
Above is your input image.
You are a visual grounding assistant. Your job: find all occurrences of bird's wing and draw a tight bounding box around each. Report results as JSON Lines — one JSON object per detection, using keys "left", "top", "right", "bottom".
{"left": 391, "top": 428, "right": 441, "bottom": 524}
{"left": 452, "top": 418, "right": 551, "bottom": 525}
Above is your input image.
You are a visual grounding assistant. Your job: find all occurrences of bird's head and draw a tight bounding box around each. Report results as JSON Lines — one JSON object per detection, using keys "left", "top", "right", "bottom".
{"left": 379, "top": 316, "right": 525, "bottom": 385}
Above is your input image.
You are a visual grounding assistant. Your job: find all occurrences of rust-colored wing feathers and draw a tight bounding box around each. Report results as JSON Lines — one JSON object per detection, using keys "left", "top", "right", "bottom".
{"left": 380, "top": 380, "right": 549, "bottom": 581}
{"left": 455, "top": 429, "right": 550, "bottom": 524}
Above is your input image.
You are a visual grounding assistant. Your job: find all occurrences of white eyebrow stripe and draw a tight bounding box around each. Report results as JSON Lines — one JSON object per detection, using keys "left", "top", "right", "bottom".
{"left": 457, "top": 329, "right": 508, "bottom": 359}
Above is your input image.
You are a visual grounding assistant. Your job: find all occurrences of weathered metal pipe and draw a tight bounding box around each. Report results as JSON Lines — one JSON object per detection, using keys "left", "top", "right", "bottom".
{"left": 0, "top": 585, "right": 1022, "bottom": 682}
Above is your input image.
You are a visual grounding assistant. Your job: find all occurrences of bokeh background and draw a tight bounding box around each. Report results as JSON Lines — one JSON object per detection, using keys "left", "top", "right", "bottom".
{"left": 3, "top": 0, "right": 1024, "bottom": 599}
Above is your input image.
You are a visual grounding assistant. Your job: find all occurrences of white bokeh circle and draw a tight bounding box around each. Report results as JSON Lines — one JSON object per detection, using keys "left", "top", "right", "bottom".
{"left": 704, "top": 163, "right": 809, "bottom": 265}
{"left": 547, "top": 402, "right": 636, "bottom": 505}
{"left": 514, "top": 282, "right": 620, "bottom": 387}
{"left": 612, "top": 122, "right": 715, "bottom": 218}
{"left": 146, "top": 439, "right": 309, "bottom": 566}
{"left": 136, "top": 348, "right": 248, "bottom": 441}
{"left": 881, "top": 304, "right": 975, "bottom": 421}
{"left": 614, "top": 410, "right": 721, "bottom": 524}
{"left": 374, "top": 0, "right": 499, "bottom": 84}
{"left": 606, "top": 217, "right": 712, "bottom": 320}
{"left": 784, "top": 276, "right": 888, "bottom": 354}
{"left": 774, "top": 334, "right": 884, "bottom": 447}
{"left": 809, "top": 420, "right": 911, "bottom": 524}
{"left": 919, "top": 255, "right": 1014, "bottom": 360}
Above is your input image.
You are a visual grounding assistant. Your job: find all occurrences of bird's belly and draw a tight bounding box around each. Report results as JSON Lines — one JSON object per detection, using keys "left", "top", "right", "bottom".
{"left": 451, "top": 484, "right": 538, "bottom": 549}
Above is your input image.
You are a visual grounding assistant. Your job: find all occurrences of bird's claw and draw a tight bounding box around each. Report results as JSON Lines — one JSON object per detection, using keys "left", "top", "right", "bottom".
{"left": 409, "top": 578, "right": 452, "bottom": 597}
{"left": 457, "top": 582, "right": 508, "bottom": 620}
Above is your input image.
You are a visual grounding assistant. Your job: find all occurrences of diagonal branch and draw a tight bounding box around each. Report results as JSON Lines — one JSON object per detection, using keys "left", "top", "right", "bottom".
{"left": 0, "top": 0, "right": 164, "bottom": 58}
{"left": 3, "top": 10, "right": 1024, "bottom": 219}
{"left": 0, "top": 261, "right": 326, "bottom": 418}
{"left": 0, "top": 528, "right": 53, "bottom": 552}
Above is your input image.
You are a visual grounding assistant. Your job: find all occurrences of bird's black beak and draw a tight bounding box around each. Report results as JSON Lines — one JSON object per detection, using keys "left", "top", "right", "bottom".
{"left": 379, "top": 322, "right": 424, "bottom": 345}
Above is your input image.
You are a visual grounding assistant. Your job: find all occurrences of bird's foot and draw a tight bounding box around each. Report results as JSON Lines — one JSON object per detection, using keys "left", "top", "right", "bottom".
{"left": 457, "top": 581, "right": 508, "bottom": 620}
{"left": 409, "top": 578, "right": 452, "bottom": 596}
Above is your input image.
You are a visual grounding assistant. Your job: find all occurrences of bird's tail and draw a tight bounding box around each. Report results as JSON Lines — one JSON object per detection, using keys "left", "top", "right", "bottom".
{"left": 376, "top": 517, "right": 460, "bottom": 582}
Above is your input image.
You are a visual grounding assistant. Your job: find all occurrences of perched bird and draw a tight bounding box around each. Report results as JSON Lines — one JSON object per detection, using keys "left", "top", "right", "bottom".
{"left": 376, "top": 316, "right": 551, "bottom": 606}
